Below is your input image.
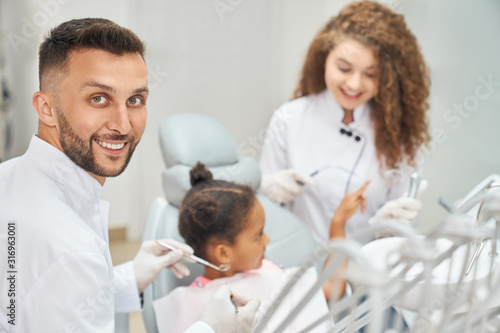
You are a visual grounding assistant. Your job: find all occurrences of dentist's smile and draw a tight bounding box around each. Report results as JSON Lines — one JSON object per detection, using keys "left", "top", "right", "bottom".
{"left": 95, "top": 139, "right": 128, "bottom": 155}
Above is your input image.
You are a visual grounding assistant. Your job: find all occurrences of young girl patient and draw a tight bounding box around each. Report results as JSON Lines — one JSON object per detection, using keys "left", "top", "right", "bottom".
{"left": 153, "top": 162, "right": 368, "bottom": 332}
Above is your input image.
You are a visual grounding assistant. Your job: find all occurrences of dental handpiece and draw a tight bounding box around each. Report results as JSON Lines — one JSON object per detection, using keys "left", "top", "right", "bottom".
{"left": 385, "top": 169, "right": 423, "bottom": 199}
{"left": 407, "top": 172, "right": 423, "bottom": 198}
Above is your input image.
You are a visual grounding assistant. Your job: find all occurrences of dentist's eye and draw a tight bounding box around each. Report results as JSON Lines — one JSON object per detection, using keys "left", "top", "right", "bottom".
{"left": 128, "top": 97, "right": 142, "bottom": 106}
{"left": 91, "top": 96, "right": 108, "bottom": 104}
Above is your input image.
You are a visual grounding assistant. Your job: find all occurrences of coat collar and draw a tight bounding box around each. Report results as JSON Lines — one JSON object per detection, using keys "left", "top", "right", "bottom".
{"left": 25, "top": 135, "right": 104, "bottom": 200}
{"left": 319, "top": 89, "right": 371, "bottom": 126}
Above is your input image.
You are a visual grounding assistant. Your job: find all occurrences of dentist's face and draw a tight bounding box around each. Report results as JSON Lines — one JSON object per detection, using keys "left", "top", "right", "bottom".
{"left": 324, "top": 39, "right": 379, "bottom": 113}
{"left": 55, "top": 49, "right": 149, "bottom": 182}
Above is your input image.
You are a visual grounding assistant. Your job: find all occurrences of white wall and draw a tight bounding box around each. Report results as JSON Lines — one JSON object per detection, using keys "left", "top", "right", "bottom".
{"left": 2, "top": 0, "right": 499, "bottom": 239}
{"left": 400, "top": 0, "right": 500, "bottom": 228}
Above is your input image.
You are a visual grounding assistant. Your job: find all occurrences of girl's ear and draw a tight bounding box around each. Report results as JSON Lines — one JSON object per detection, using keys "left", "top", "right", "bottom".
{"left": 213, "top": 243, "right": 232, "bottom": 266}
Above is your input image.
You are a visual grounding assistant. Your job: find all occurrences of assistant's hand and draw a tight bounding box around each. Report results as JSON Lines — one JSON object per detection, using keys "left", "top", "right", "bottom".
{"left": 368, "top": 180, "right": 427, "bottom": 226}
{"left": 260, "top": 169, "right": 314, "bottom": 204}
{"left": 133, "top": 239, "right": 194, "bottom": 293}
{"left": 200, "top": 285, "right": 261, "bottom": 333}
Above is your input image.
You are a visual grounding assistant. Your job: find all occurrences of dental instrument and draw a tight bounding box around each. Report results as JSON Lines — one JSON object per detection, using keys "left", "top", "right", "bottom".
{"left": 309, "top": 164, "right": 333, "bottom": 178}
{"left": 385, "top": 169, "right": 423, "bottom": 199}
{"left": 155, "top": 240, "right": 230, "bottom": 272}
{"left": 463, "top": 181, "right": 500, "bottom": 276}
{"left": 230, "top": 295, "right": 239, "bottom": 313}
{"left": 437, "top": 177, "right": 500, "bottom": 276}
{"left": 295, "top": 164, "right": 331, "bottom": 186}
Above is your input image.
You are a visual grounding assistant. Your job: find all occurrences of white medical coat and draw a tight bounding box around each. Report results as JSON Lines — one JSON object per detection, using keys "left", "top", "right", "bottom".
{"left": 0, "top": 136, "right": 212, "bottom": 333}
{"left": 260, "top": 90, "right": 415, "bottom": 242}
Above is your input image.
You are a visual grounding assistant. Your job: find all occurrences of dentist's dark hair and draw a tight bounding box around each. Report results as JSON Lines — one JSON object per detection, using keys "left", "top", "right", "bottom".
{"left": 178, "top": 162, "right": 255, "bottom": 258}
{"left": 38, "top": 18, "right": 146, "bottom": 92}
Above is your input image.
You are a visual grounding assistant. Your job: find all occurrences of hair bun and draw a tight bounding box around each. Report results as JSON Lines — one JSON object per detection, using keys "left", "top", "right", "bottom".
{"left": 186, "top": 195, "right": 218, "bottom": 229}
{"left": 190, "top": 162, "right": 214, "bottom": 187}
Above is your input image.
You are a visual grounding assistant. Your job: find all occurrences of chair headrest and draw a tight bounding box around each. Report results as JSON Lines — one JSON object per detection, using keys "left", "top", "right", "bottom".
{"left": 159, "top": 113, "right": 239, "bottom": 168}
{"left": 158, "top": 113, "right": 261, "bottom": 207}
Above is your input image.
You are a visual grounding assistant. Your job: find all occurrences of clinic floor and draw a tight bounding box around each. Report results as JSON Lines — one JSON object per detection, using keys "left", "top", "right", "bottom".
{"left": 109, "top": 240, "right": 147, "bottom": 333}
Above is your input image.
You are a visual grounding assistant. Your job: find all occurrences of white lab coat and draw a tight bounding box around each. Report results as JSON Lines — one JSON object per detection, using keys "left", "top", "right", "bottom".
{"left": 0, "top": 136, "right": 212, "bottom": 333}
{"left": 260, "top": 90, "right": 414, "bottom": 243}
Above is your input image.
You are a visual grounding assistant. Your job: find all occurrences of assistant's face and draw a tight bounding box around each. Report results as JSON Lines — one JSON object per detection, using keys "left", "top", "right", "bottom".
{"left": 324, "top": 39, "right": 379, "bottom": 113}
{"left": 229, "top": 200, "right": 270, "bottom": 273}
{"left": 56, "top": 49, "right": 149, "bottom": 180}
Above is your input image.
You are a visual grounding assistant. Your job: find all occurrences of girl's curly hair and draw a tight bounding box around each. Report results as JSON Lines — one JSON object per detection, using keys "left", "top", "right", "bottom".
{"left": 294, "top": 1, "right": 431, "bottom": 169}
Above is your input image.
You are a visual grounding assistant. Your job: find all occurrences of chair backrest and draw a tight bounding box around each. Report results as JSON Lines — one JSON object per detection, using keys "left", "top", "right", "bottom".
{"left": 141, "top": 113, "right": 319, "bottom": 333}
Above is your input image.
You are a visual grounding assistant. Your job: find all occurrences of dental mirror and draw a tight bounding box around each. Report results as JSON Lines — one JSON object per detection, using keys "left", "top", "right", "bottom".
{"left": 155, "top": 240, "right": 230, "bottom": 272}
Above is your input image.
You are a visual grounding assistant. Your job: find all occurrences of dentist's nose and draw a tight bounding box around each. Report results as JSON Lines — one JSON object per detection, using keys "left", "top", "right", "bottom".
{"left": 107, "top": 103, "right": 132, "bottom": 134}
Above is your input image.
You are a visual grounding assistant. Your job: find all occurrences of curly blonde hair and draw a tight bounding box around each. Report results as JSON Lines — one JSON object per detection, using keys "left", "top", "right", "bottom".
{"left": 294, "top": 1, "right": 430, "bottom": 169}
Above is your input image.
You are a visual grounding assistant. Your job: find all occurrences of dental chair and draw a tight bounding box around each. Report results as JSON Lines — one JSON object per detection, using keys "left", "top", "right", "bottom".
{"left": 140, "top": 113, "right": 320, "bottom": 333}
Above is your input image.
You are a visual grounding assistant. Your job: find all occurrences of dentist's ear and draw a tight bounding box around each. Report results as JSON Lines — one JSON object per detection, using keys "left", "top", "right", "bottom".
{"left": 33, "top": 92, "right": 57, "bottom": 127}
